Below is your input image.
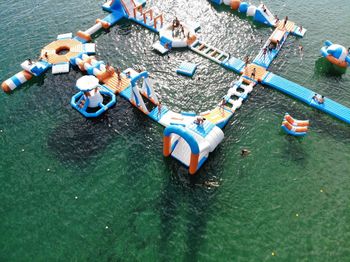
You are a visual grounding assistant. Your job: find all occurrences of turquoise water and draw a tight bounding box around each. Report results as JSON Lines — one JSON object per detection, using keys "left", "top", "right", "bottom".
{"left": 1, "top": 0, "right": 350, "bottom": 261}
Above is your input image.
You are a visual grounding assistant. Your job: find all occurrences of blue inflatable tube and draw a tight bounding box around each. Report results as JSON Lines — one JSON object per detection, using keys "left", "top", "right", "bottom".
{"left": 239, "top": 2, "right": 249, "bottom": 13}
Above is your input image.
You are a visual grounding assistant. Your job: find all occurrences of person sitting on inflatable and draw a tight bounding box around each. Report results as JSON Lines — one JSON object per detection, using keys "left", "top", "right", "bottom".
{"left": 312, "top": 93, "right": 325, "bottom": 104}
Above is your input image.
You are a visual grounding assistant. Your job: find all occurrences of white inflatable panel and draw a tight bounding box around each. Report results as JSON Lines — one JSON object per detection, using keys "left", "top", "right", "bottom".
{"left": 76, "top": 75, "right": 99, "bottom": 90}
{"left": 57, "top": 33, "right": 73, "bottom": 40}
{"left": 152, "top": 41, "right": 169, "bottom": 54}
{"left": 247, "top": 5, "right": 257, "bottom": 17}
{"left": 83, "top": 43, "right": 96, "bottom": 54}
{"left": 16, "top": 72, "right": 27, "bottom": 83}
{"left": 5, "top": 79, "right": 16, "bottom": 90}
{"left": 204, "top": 126, "right": 224, "bottom": 152}
{"left": 52, "top": 63, "right": 70, "bottom": 74}
{"left": 21, "top": 60, "right": 33, "bottom": 72}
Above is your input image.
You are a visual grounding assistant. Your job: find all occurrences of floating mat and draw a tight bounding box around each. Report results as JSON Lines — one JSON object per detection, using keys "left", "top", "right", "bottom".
{"left": 83, "top": 43, "right": 96, "bottom": 54}
{"left": 152, "top": 41, "right": 169, "bottom": 54}
{"left": 52, "top": 62, "right": 70, "bottom": 74}
{"left": 57, "top": 33, "right": 73, "bottom": 40}
{"left": 176, "top": 62, "right": 197, "bottom": 77}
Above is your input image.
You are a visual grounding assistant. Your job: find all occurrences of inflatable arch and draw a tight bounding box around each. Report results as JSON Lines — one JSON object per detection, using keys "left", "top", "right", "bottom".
{"left": 163, "top": 125, "right": 200, "bottom": 175}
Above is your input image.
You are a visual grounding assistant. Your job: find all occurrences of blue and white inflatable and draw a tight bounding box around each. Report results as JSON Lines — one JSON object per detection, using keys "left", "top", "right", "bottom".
{"left": 321, "top": 40, "right": 350, "bottom": 68}
{"left": 71, "top": 75, "right": 116, "bottom": 118}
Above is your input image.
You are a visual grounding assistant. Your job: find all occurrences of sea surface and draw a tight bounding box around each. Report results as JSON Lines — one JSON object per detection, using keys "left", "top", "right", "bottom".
{"left": 1, "top": 0, "right": 350, "bottom": 261}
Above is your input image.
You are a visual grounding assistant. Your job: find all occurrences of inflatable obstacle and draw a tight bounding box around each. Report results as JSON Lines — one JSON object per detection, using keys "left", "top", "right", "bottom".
{"left": 281, "top": 113, "right": 309, "bottom": 136}
{"left": 210, "top": 1, "right": 306, "bottom": 37}
{"left": 163, "top": 123, "right": 224, "bottom": 175}
{"left": 71, "top": 75, "right": 116, "bottom": 118}
{"left": 176, "top": 62, "right": 197, "bottom": 77}
{"left": 321, "top": 40, "right": 350, "bottom": 68}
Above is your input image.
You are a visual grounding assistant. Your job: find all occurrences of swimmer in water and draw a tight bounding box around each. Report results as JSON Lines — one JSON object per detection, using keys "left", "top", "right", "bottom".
{"left": 241, "top": 149, "right": 250, "bottom": 156}
{"left": 298, "top": 44, "right": 304, "bottom": 59}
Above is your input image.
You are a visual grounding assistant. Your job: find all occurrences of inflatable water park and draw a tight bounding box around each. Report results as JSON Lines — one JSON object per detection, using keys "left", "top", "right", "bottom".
{"left": 2, "top": 0, "right": 350, "bottom": 175}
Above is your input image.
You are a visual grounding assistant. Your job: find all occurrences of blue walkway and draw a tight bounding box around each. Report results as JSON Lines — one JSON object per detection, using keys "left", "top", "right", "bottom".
{"left": 253, "top": 47, "right": 278, "bottom": 68}
{"left": 103, "top": 11, "right": 125, "bottom": 26}
{"left": 253, "top": 31, "right": 289, "bottom": 69}
{"left": 222, "top": 57, "right": 245, "bottom": 74}
{"left": 263, "top": 73, "right": 350, "bottom": 124}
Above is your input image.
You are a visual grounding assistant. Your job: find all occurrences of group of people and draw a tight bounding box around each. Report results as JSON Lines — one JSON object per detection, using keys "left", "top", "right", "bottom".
{"left": 313, "top": 94, "right": 325, "bottom": 104}
{"left": 171, "top": 17, "right": 186, "bottom": 39}
{"left": 243, "top": 55, "right": 257, "bottom": 80}
{"left": 262, "top": 41, "right": 279, "bottom": 59}
{"left": 194, "top": 116, "right": 206, "bottom": 126}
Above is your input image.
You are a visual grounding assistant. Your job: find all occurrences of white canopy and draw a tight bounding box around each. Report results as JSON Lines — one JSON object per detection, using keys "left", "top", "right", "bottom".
{"left": 76, "top": 75, "right": 99, "bottom": 91}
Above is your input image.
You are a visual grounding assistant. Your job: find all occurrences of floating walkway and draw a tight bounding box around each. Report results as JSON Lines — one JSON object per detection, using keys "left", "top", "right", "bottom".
{"left": 262, "top": 73, "right": 350, "bottom": 124}
{"left": 252, "top": 28, "right": 290, "bottom": 68}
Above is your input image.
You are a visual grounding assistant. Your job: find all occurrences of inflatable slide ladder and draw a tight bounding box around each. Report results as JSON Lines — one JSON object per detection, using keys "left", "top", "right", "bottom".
{"left": 253, "top": 4, "right": 277, "bottom": 27}
{"left": 190, "top": 40, "right": 230, "bottom": 64}
{"left": 120, "top": 0, "right": 136, "bottom": 16}
{"left": 121, "top": 0, "right": 164, "bottom": 32}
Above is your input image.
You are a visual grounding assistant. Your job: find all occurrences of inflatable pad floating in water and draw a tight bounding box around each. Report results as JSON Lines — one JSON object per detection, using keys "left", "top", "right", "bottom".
{"left": 281, "top": 113, "right": 309, "bottom": 137}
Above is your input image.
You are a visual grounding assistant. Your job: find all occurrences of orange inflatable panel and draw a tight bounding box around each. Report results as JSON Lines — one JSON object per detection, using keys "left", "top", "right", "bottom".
{"left": 284, "top": 114, "right": 309, "bottom": 127}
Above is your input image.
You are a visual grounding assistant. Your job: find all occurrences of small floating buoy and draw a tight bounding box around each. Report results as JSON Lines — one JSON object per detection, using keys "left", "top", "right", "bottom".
{"left": 0, "top": 129, "right": 3, "bottom": 133}
{"left": 272, "top": 251, "right": 276, "bottom": 256}
{"left": 320, "top": 189, "right": 323, "bottom": 193}
{"left": 47, "top": 168, "right": 50, "bottom": 172}
{"left": 75, "top": 196, "right": 78, "bottom": 199}
{"left": 105, "top": 226, "right": 109, "bottom": 229}
{"left": 21, "top": 149, "right": 25, "bottom": 152}
{"left": 296, "top": 213, "right": 299, "bottom": 217}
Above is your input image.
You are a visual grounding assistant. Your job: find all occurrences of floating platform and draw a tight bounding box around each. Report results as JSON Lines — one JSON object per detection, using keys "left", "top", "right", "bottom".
{"left": 222, "top": 57, "right": 245, "bottom": 74}
{"left": 176, "top": 62, "right": 197, "bottom": 77}
{"left": 263, "top": 73, "right": 350, "bottom": 124}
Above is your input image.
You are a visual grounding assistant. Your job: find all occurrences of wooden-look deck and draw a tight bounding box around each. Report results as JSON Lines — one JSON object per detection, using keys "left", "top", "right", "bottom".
{"left": 242, "top": 63, "right": 268, "bottom": 82}
{"left": 102, "top": 74, "right": 131, "bottom": 93}
{"left": 276, "top": 20, "right": 295, "bottom": 32}
{"left": 41, "top": 39, "right": 83, "bottom": 64}
{"left": 202, "top": 106, "right": 233, "bottom": 124}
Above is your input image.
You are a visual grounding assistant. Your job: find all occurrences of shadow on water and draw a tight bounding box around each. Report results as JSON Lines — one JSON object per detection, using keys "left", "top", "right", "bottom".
{"left": 158, "top": 150, "right": 223, "bottom": 261}
{"left": 314, "top": 57, "right": 347, "bottom": 77}
{"left": 281, "top": 133, "right": 308, "bottom": 167}
{"left": 47, "top": 99, "right": 158, "bottom": 168}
